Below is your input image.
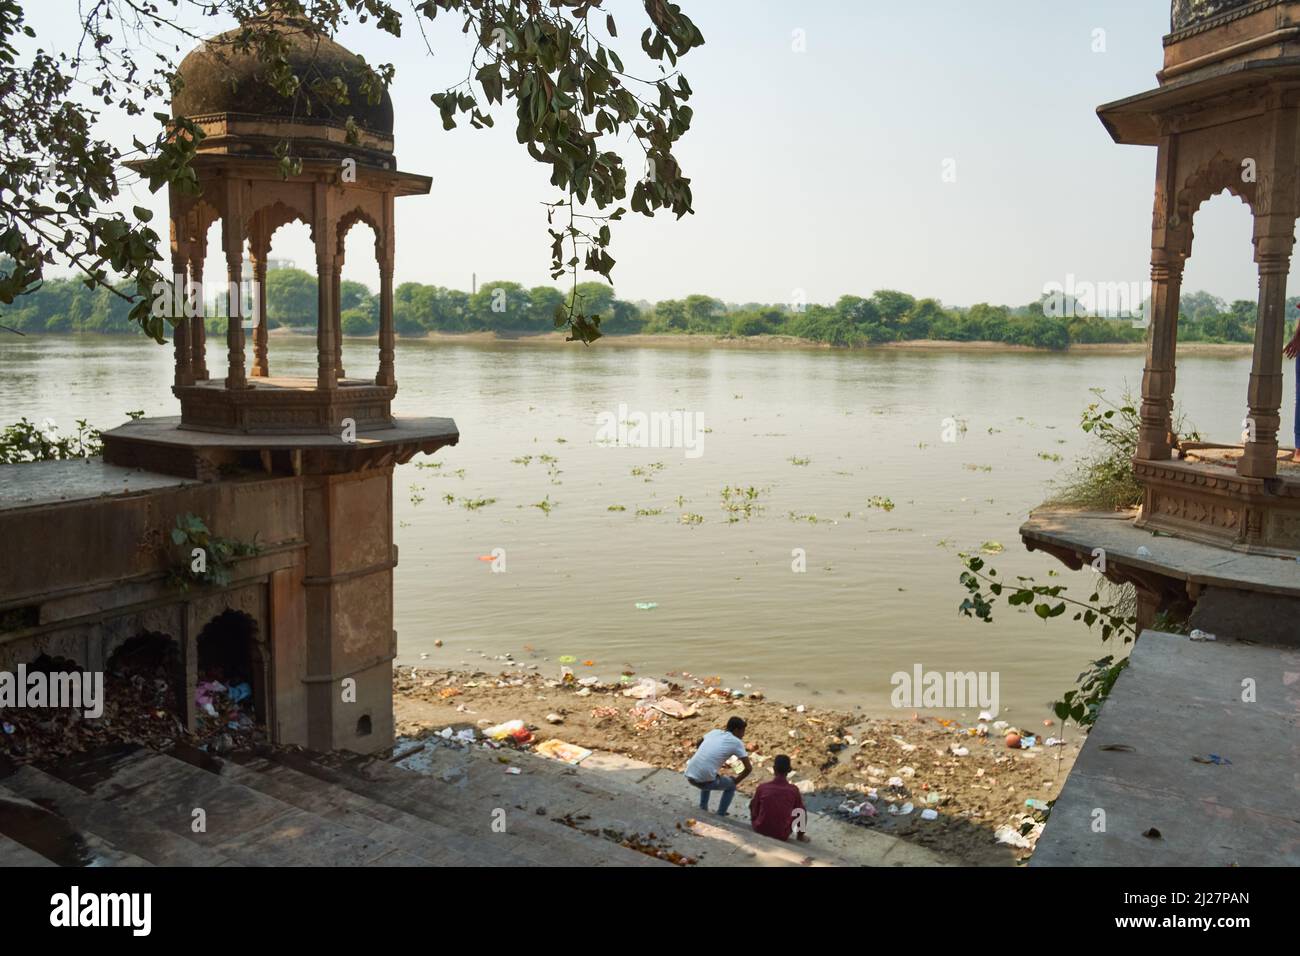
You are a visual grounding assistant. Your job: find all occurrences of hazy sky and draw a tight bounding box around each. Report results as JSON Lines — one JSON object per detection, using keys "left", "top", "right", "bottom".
{"left": 28, "top": 1, "right": 1280, "bottom": 306}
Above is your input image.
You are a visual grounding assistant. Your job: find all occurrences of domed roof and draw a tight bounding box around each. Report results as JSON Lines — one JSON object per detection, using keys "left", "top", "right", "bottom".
{"left": 1171, "top": 0, "right": 1252, "bottom": 31}
{"left": 172, "top": 11, "right": 393, "bottom": 136}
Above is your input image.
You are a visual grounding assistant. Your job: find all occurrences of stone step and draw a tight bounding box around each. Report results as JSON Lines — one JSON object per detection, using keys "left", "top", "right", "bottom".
{"left": 0, "top": 830, "right": 57, "bottom": 867}
{"left": 212, "top": 753, "right": 502, "bottom": 866}
{"left": 64, "top": 750, "right": 402, "bottom": 866}
{"left": 394, "top": 738, "right": 951, "bottom": 866}
{"left": 0, "top": 786, "right": 152, "bottom": 867}
{"left": 1, "top": 764, "right": 238, "bottom": 868}
{"left": 264, "top": 748, "right": 669, "bottom": 867}
{"left": 386, "top": 740, "right": 838, "bottom": 866}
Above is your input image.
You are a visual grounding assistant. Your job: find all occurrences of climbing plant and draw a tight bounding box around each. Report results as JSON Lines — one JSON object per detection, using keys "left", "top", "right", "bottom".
{"left": 168, "top": 513, "right": 261, "bottom": 590}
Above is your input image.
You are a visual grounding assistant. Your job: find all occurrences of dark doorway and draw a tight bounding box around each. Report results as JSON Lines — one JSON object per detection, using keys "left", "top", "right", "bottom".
{"left": 196, "top": 609, "right": 267, "bottom": 730}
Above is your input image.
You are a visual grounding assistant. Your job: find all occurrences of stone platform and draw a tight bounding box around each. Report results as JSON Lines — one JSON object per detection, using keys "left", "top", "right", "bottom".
{"left": 1031, "top": 629, "right": 1300, "bottom": 867}
{"left": 1134, "top": 450, "right": 1300, "bottom": 557}
{"left": 101, "top": 414, "right": 458, "bottom": 480}
{"left": 174, "top": 377, "right": 397, "bottom": 435}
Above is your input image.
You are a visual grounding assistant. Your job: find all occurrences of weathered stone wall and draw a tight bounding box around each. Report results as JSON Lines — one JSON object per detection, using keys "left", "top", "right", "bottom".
{"left": 0, "top": 460, "right": 400, "bottom": 754}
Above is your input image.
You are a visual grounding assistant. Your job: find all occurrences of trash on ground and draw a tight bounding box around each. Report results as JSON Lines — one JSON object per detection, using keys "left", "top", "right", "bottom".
{"left": 994, "top": 825, "right": 1032, "bottom": 848}
{"left": 483, "top": 719, "right": 531, "bottom": 743}
{"left": 1189, "top": 629, "right": 1217, "bottom": 642}
{"left": 535, "top": 739, "right": 593, "bottom": 765}
{"left": 650, "top": 698, "right": 698, "bottom": 719}
{"left": 1192, "top": 753, "right": 1232, "bottom": 765}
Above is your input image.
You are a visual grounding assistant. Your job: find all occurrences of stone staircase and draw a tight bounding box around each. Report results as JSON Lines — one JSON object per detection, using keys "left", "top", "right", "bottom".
{"left": 0, "top": 735, "right": 951, "bottom": 867}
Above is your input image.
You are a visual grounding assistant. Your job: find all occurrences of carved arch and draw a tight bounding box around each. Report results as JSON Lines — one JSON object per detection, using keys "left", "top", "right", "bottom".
{"left": 335, "top": 207, "right": 383, "bottom": 261}
{"left": 1175, "top": 152, "right": 1258, "bottom": 233}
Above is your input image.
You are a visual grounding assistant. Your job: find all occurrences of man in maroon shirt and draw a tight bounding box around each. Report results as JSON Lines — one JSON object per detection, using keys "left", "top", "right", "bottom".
{"left": 749, "top": 754, "right": 810, "bottom": 843}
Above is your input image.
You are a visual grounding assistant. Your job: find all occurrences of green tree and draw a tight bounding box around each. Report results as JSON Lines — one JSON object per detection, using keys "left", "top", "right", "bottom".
{"left": 0, "top": 1, "right": 704, "bottom": 345}
{"left": 265, "top": 268, "right": 317, "bottom": 327}
{"left": 341, "top": 308, "right": 378, "bottom": 336}
{"left": 340, "top": 280, "right": 375, "bottom": 316}
{"left": 527, "top": 285, "right": 566, "bottom": 332}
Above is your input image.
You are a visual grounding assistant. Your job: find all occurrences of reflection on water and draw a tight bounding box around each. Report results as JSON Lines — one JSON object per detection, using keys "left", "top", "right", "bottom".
{"left": 0, "top": 334, "right": 1269, "bottom": 719}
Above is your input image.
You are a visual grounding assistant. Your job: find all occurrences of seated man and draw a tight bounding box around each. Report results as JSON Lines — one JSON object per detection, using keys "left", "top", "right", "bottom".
{"left": 684, "top": 716, "right": 751, "bottom": 816}
{"left": 749, "top": 754, "right": 809, "bottom": 843}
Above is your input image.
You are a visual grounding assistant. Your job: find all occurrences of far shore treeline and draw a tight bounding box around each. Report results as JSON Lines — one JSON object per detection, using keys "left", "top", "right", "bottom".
{"left": 1, "top": 260, "right": 1288, "bottom": 350}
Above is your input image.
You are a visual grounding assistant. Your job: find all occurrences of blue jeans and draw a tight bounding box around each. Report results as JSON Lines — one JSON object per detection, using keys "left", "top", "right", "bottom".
{"left": 690, "top": 775, "right": 737, "bottom": 815}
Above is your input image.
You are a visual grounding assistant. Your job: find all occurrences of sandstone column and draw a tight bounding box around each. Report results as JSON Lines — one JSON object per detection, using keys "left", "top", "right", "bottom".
{"left": 1137, "top": 137, "right": 1190, "bottom": 461}
{"left": 377, "top": 195, "right": 395, "bottom": 387}
{"left": 333, "top": 262, "right": 346, "bottom": 379}
{"left": 171, "top": 248, "right": 194, "bottom": 388}
{"left": 1239, "top": 108, "right": 1297, "bottom": 479}
{"left": 189, "top": 256, "right": 209, "bottom": 381}
{"left": 250, "top": 237, "right": 270, "bottom": 378}
{"left": 314, "top": 183, "right": 338, "bottom": 390}
{"left": 223, "top": 184, "right": 248, "bottom": 390}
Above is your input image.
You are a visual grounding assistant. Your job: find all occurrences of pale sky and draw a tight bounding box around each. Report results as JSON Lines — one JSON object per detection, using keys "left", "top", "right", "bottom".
{"left": 27, "top": 1, "right": 1276, "bottom": 306}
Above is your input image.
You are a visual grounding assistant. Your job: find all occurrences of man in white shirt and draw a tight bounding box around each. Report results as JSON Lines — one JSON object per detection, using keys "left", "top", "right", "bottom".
{"left": 684, "top": 716, "right": 752, "bottom": 816}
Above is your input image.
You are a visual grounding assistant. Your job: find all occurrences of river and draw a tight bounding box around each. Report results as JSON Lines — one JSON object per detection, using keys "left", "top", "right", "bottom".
{"left": 0, "top": 334, "right": 1269, "bottom": 721}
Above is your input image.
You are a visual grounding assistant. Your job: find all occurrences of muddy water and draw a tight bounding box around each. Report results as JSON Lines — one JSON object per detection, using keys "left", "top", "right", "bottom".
{"left": 0, "top": 334, "right": 1268, "bottom": 721}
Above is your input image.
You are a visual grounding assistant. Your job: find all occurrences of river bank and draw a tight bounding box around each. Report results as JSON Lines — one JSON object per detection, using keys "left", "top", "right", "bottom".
{"left": 392, "top": 661, "right": 1080, "bottom": 864}
{"left": 267, "top": 326, "right": 1255, "bottom": 356}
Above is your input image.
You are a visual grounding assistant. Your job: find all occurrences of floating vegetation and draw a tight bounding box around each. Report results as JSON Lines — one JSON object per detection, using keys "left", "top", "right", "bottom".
{"left": 787, "top": 511, "right": 820, "bottom": 523}
{"left": 673, "top": 494, "right": 687, "bottom": 507}
{"left": 635, "top": 507, "right": 664, "bottom": 517}
{"left": 679, "top": 512, "right": 705, "bottom": 525}
{"left": 459, "top": 497, "right": 497, "bottom": 511}
{"left": 867, "top": 495, "right": 896, "bottom": 512}
{"left": 1038, "top": 452, "right": 1063, "bottom": 462}
{"left": 721, "top": 485, "right": 763, "bottom": 523}
{"left": 788, "top": 455, "right": 812, "bottom": 466}
{"left": 963, "top": 463, "right": 993, "bottom": 472}
{"left": 409, "top": 484, "right": 425, "bottom": 506}
{"left": 607, "top": 504, "right": 627, "bottom": 512}
{"left": 414, "top": 461, "right": 443, "bottom": 470}
{"left": 979, "top": 540, "right": 1005, "bottom": 554}
{"left": 539, "top": 453, "right": 563, "bottom": 484}
{"left": 511, "top": 455, "right": 534, "bottom": 466}
{"left": 555, "top": 437, "right": 567, "bottom": 443}
{"left": 531, "top": 496, "right": 556, "bottom": 515}
{"left": 917, "top": 442, "right": 929, "bottom": 449}
{"left": 631, "top": 461, "right": 666, "bottom": 481}
{"left": 442, "top": 493, "right": 455, "bottom": 504}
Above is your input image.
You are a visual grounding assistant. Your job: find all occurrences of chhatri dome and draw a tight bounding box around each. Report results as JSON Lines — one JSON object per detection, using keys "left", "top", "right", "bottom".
{"left": 1171, "top": 0, "right": 1254, "bottom": 30}
{"left": 149, "top": 3, "right": 431, "bottom": 434}
{"left": 172, "top": 8, "right": 395, "bottom": 165}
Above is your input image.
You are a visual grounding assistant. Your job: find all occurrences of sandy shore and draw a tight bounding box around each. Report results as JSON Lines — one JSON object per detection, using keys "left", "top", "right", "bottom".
{"left": 272, "top": 326, "right": 1254, "bottom": 356}
{"left": 392, "top": 662, "right": 1080, "bottom": 864}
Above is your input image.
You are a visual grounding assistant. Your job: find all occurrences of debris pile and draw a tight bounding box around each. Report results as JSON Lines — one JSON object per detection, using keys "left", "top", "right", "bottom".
{"left": 0, "top": 655, "right": 184, "bottom": 765}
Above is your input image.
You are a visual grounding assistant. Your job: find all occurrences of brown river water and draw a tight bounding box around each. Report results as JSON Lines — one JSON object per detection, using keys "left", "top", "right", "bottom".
{"left": 0, "top": 334, "right": 1269, "bottom": 721}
